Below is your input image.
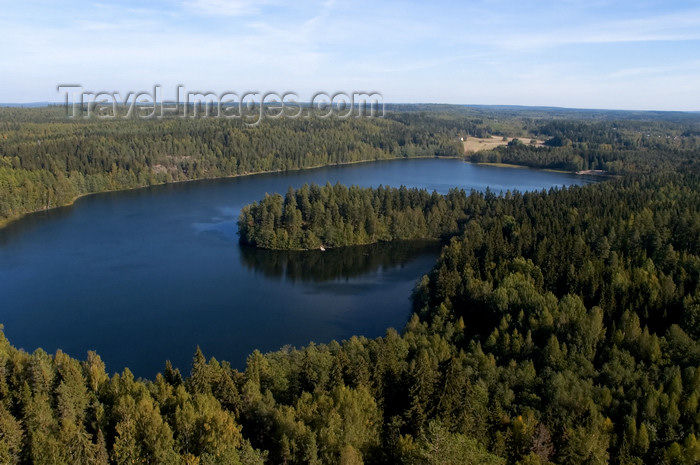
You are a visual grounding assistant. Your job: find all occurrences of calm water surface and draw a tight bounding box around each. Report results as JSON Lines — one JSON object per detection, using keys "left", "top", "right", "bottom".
{"left": 0, "top": 159, "right": 594, "bottom": 377}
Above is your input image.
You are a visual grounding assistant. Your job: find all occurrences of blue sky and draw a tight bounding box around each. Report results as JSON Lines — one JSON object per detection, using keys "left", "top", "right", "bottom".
{"left": 1, "top": 0, "right": 700, "bottom": 110}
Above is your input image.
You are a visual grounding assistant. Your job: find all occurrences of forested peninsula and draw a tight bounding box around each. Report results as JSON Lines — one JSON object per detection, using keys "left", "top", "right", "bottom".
{"left": 238, "top": 184, "right": 475, "bottom": 250}
{"left": 1, "top": 105, "right": 700, "bottom": 464}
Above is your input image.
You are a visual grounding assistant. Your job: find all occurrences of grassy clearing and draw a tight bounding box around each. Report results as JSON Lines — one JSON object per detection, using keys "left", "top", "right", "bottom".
{"left": 462, "top": 136, "right": 545, "bottom": 153}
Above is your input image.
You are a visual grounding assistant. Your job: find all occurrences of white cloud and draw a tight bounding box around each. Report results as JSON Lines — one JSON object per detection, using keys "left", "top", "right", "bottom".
{"left": 1, "top": 0, "right": 700, "bottom": 110}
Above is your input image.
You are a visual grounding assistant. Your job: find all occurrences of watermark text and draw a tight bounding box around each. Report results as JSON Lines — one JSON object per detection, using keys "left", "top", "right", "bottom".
{"left": 57, "top": 85, "right": 384, "bottom": 125}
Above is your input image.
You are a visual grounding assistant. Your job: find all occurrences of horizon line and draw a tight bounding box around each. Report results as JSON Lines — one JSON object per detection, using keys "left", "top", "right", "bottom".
{"left": 0, "top": 101, "right": 699, "bottom": 114}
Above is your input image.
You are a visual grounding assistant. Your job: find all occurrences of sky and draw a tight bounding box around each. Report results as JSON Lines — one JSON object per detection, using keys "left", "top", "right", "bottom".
{"left": 1, "top": 0, "right": 700, "bottom": 111}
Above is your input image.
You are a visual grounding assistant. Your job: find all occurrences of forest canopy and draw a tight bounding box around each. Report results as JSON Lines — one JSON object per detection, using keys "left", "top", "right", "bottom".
{"left": 3, "top": 173, "right": 700, "bottom": 464}
{"left": 0, "top": 106, "right": 463, "bottom": 226}
{"left": 3, "top": 104, "right": 700, "bottom": 227}
{"left": 1, "top": 105, "right": 700, "bottom": 464}
{"left": 238, "top": 183, "right": 477, "bottom": 250}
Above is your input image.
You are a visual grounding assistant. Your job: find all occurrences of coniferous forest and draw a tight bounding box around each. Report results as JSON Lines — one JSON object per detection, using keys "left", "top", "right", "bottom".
{"left": 1, "top": 106, "right": 700, "bottom": 464}
{"left": 238, "top": 184, "right": 475, "bottom": 249}
{"left": 0, "top": 106, "right": 463, "bottom": 227}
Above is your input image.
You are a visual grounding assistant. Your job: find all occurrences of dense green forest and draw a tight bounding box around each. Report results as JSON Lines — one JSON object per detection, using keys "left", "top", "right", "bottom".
{"left": 0, "top": 106, "right": 463, "bottom": 226}
{"left": 467, "top": 119, "right": 700, "bottom": 173}
{"left": 387, "top": 104, "right": 700, "bottom": 173}
{"left": 2, "top": 105, "right": 700, "bottom": 464}
{"left": 238, "top": 183, "right": 475, "bottom": 249}
{"left": 3, "top": 105, "right": 700, "bottom": 227}
{"left": 2, "top": 172, "right": 700, "bottom": 464}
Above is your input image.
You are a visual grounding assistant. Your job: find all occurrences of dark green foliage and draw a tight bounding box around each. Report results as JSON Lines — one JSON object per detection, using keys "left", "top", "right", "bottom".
{"left": 238, "top": 183, "right": 476, "bottom": 249}
{"left": 1, "top": 106, "right": 700, "bottom": 464}
{"left": 2, "top": 173, "right": 700, "bottom": 464}
{"left": 469, "top": 118, "right": 700, "bottom": 173}
{"left": 0, "top": 106, "right": 464, "bottom": 226}
{"left": 408, "top": 173, "right": 700, "bottom": 465}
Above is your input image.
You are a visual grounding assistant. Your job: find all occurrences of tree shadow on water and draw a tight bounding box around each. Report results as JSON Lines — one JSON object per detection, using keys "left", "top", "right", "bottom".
{"left": 238, "top": 240, "right": 444, "bottom": 283}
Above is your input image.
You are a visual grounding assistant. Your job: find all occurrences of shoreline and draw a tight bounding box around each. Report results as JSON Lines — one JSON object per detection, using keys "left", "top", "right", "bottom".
{"left": 575, "top": 169, "right": 612, "bottom": 176}
{"left": 241, "top": 236, "right": 445, "bottom": 253}
{"left": 471, "top": 161, "right": 572, "bottom": 174}
{"left": 0, "top": 156, "right": 579, "bottom": 230}
{"left": 0, "top": 155, "right": 452, "bottom": 230}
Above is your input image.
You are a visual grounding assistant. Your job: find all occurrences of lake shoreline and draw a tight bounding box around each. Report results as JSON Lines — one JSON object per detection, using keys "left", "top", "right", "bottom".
{"left": 0, "top": 156, "right": 575, "bottom": 230}
{"left": 240, "top": 236, "right": 445, "bottom": 252}
{"left": 1, "top": 157, "right": 591, "bottom": 377}
{"left": 0, "top": 155, "right": 456, "bottom": 230}
{"left": 473, "top": 161, "right": 572, "bottom": 174}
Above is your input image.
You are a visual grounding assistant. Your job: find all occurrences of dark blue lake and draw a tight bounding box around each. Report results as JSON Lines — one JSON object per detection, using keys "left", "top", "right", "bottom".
{"left": 0, "top": 159, "right": 594, "bottom": 377}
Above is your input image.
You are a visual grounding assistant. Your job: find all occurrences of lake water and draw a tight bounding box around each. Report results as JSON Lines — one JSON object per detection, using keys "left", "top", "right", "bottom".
{"left": 0, "top": 159, "right": 594, "bottom": 377}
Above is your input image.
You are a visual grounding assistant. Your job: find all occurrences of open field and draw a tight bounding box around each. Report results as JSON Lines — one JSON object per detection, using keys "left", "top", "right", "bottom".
{"left": 463, "top": 135, "right": 545, "bottom": 153}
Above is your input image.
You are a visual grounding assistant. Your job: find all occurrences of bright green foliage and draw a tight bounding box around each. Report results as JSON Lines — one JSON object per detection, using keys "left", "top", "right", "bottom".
{"left": 0, "top": 403, "right": 23, "bottom": 464}
{"left": 410, "top": 421, "right": 505, "bottom": 465}
{"left": 0, "top": 329, "right": 263, "bottom": 465}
